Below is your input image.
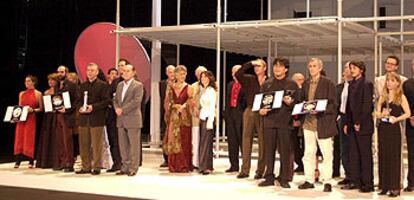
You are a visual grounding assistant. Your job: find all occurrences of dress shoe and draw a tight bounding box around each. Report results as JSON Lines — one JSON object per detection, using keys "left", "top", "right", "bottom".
{"left": 159, "top": 162, "right": 168, "bottom": 168}
{"left": 53, "top": 167, "right": 63, "bottom": 171}
{"left": 404, "top": 186, "right": 414, "bottom": 192}
{"left": 298, "top": 181, "right": 315, "bottom": 190}
{"left": 237, "top": 173, "right": 249, "bottom": 179}
{"left": 14, "top": 164, "right": 20, "bottom": 169}
{"left": 91, "top": 170, "right": 101, "bottom": 175}
{"left": 106, "top": 166, "right": 121, "bottom": 172}
{"left": 127, "top": 171, "right": 137, "bottom": 176}
{"left": 388, "top": 190, "right": 400, "bottom": 197}
{"left": 75, "top": 169, "right": 91, "bottom": 174}
{"left": 279, "top": 181, "right": 291, "bottom": 189}
{"left": 323, "top": 184, "right": 332, "bottom": 192}
{"left": 225, "top": 168, "right": 238, "bottom": 173}
{"left": 116, "top": 171, "right": 128, "bottom": 175}
{"left": 359, "top": 186, "right": 374, "bottom": 193}
{"left": 294, "top": 166, "right": 304, "bottom": 173}
{"left": 28, "top": 164, "right": 34, "bottom": 169}
{"left": 201, "top": 170, "right": 211, "bottom": 175}
{"left": 378, "top": 190, "right": 388, "bottom": 195}
{"left": 337, "top": 179, "right": 351, "bottom": 185}
{"left": 258, "top": 180, "right": 274, "bottom": 187}
{"left": 63, "top": 167, "right": 74, "bottom": 173}
{"left": 341, "top": 183, "right": 359, "bottom": 190}
{"left": 254, "top": 174, "right": 263, "bottom": 180}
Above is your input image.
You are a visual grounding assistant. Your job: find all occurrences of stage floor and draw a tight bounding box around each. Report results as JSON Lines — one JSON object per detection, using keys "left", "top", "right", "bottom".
{"left": 1, "top": 152, "right": 414, "bottom": 200}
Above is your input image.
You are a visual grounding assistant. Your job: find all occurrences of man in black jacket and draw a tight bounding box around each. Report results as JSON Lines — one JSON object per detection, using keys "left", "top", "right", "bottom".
{"left": 403, "top": 58, "right": 414, "bottom": 192}
{"left": 298, "top": 58, "right": 337, "bottom": 192}
{"left": 76, "top": 63, "right": 111, "bottom": 175}
{"left": 224, "top": 65, "right": 246, "bottom": 173}
{"left": 258, "top": 57, "right": 298, "bottom": 188}
{"left": 340, "top": 60, "right": 374, "bottom": 192}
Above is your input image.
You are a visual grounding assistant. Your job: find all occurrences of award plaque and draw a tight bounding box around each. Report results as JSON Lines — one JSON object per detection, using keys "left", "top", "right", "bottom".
{"left": 43, "top": 91, "right": 71, "bottom": 112}
{"left": 252, "top": 90, "right": 284, "bottom": 111}
{"left": 4, "top": 106, "right": 29, "bottom": 122}
{"left": 292, "top": 99, "right": 328, "bottom": 115}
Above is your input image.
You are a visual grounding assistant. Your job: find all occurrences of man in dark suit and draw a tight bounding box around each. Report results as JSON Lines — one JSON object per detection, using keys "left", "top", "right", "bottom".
{"left": 56, "top": 65, "right": 80, "bottom": 172}
{"left": 257, "top": 57, "right": 298, "bottom": 188}
{"left": 224, "top": 65, "right": 246, "bottom": 173}
{"left": 403, "top": 58, "right": 414, "bottom": 192}
{"left": 76, "top": 63, "right": 111, "bottom": 175}
{"left": 105, "top": 59, "right": 128, "bottom": 172}
{"left": 340, "top": 60, "right": 374, "bottom": 193}
{"left": 298, "top": 58, "right": 337, "bottom": 192}
{"left": 159, "top": 65, "right": 175, "bottom": 167}
{"left": 335, "top": 62, "right": 352, "bottom": 184}
{"left": 114, "top": 64, "right": 144, "bottom": 176}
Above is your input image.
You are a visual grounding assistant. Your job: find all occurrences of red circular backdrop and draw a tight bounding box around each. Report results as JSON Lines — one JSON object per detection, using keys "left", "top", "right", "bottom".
{"left": 74, "top": 22, "right": 151, "bottom": 102}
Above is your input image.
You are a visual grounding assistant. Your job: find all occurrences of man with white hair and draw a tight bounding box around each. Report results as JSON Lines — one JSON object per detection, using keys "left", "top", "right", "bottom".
{"left": 190, "top": 66, "right": 208, "bottom": 169}
{"left": 159, "top": 65, "right": 175, "bottom": 168}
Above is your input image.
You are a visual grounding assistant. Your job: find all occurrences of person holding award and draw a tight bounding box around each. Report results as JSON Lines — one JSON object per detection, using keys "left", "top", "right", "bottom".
{"left": 375, "top": 72, "right": 410, "bottom": 197}
{"left": 75, "top": 63, "right": 111, "bottom": 175}
{"left": 340, "top": 60, "right": 374, "bottom": 192}
{"left": 13, "top": 75, "right": 43, "bottom": 168}
{"left": 257, "top": 57, "right": 298, "bottom": 188}
{"left": 298, "top": 58, "right": 337, "bottom": 192}
{"left": 56, "top": 65, "right": 80, "bottom": 172}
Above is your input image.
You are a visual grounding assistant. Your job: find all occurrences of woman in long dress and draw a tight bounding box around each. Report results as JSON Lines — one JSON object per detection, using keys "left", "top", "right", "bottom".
{"left": 14, "top": 75, "right": 43, "bottom": 168}
{"left": 376, "top": 72, "right": 410, "bottom": 197}
{"left": 163, "top": 65, "right": 193, "bottom": 173}
{"left": 36, "top": 73, "right": 61, "bottom": 169}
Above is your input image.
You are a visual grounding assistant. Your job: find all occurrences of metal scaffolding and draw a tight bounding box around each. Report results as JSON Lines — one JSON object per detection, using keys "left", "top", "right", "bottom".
{"left": 115, "top": 0, "right": 414, "bottom": 155}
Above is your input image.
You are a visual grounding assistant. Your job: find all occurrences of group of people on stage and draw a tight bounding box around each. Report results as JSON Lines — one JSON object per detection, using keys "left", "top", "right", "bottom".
{"left": 13, "top": 59, "right": 143, "bottom": 176}
{"left": 10, "top": 54, "right": 414, "bottom": 197}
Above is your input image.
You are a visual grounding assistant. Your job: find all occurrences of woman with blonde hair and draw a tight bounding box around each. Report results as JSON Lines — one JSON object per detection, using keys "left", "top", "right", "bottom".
{"left": 376, "top": 72, "right": 411, "bottom": 197}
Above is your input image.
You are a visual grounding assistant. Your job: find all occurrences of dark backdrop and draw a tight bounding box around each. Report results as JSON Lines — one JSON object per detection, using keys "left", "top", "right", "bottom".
{"left": 0, "top": 0, "right": 263, "bottom": 163}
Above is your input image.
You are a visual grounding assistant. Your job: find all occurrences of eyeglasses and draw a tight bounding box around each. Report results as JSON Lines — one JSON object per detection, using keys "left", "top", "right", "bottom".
{"left": 385, "top": 62, "right": 397, "bottom": 66}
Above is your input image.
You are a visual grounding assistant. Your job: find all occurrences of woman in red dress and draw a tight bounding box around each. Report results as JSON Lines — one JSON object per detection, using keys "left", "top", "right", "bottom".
{"left": 163, "top": 65, "right": 193, "bottom": 173}
{"left": 14, "top": 75, "right": 43, "bottom": 168}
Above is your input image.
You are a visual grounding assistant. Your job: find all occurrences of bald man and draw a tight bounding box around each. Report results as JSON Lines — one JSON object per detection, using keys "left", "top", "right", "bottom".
{"left": 224, "top": 65, "right": 247, "bottom": 172}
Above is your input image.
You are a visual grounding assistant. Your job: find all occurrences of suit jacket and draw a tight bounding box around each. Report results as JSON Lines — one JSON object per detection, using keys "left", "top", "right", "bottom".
{"left": 78, "top": 78, "right": 111, "bottom": 127}
{"left": 191, "top": 81, "right": 202, "bottom": 126}
{"left": 345, "top": 77, "right": 374, "bottom": 135}
{"left": 261, "top": 77, "right": 298, "bottom": 129}
{"left": 301, "top": 76, "right": 338, "bottom": 139}
{"left": 57, "top": 79, "right": 80, "bottom": 127}
{"left": 336, "top": 82, "right": 344, "bottom": 114}
{"left": 402, "top": 78, "right": 414, "bottom": 126}
{"left": 224, "top": 81, "right": 246, "bottom": 119}
{"left": 114, "top": 79, "right": 144, "bottom": 129}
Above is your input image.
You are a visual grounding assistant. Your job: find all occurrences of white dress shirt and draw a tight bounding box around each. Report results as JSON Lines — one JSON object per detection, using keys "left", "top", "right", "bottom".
{"left": 199, "top": 86, "right": 216, "bottom": 129}
{"left": 339, "top": 81, "right": 349, "bottom": 114}
{"left": 121, "top": 79, "right": 133, "bottom": 102}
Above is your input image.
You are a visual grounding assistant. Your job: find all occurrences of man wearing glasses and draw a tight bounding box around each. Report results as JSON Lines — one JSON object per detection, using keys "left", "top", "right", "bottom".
{"left": 374, "top": 55, "right": 407, "bottom": 100}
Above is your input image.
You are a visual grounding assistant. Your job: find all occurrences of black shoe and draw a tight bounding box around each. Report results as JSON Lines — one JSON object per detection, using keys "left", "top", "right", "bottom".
{"left": 127, "top": 171, "right": 137, "bottom": 176}
{"left": 116, "top": 171, "right": 128, "bottom": 175}
{"left": 279, "top": 181, "right": 291, "bottom": 189}
{"left": 254, "top": 174, "right": 263, "bottom": 180}
{"left": 63, "top": 167, "right": 74, "bottom": 173}
{"left": 323, "top": 184, "right": 332, "bottom": 192}
{"left": 298, "top": 181, "right": 315, "bottom": 190}
{"left": 359, "top": 186, "right": 374, "bottom": 193}
{"left": 258, "top": 180, "right": 275, "bottom": 187}
{"left": 388, "top": 190, "right": 400, "bottom": 197}
{"left": 91, "top": 170, "right": 101, "bottom": 175}
{"left": 337, "top": 179, "right": 351, "bottom": 185}
{"left": 225, "top": 168, "right": 238, "bottom": 173}
{"left": 237, "top": 173, "right": 249, "bottom": 179}
{"left": 201, "top": 170, "right": 210, "bottom": 175}
{"left": 341, "top": 183, "right": 359, "bottom": 190}
{"left": 75, "top": 169, "right": 91, "bottom": 174}
{"left": 106, "top": 167, "right": 120, "bottom": 172}
{"left": 159, "top": 162, "right": 168, "bottom": 168}
{"left": 53, "top": 167, "right": 63, "bottom": 171}
{"left": 404, "top": 186, "right": 414, "bottom": 192}
{"left": 378, "top": 190, "right": 388, "bottom": 195}
{"left": 294, "top": 166, "right": 304, "bottom": 173}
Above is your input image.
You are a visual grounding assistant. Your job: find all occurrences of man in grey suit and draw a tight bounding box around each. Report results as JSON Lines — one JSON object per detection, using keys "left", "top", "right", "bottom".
{"left": 114, "top": 64, "right": 144, "bottom": 177}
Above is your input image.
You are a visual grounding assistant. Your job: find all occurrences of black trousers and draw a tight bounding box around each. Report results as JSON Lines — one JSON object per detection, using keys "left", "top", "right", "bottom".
{"left": 105, "top": 109, "right": 122, "bottom": 169}
{"left": 348, "top": 128, "right": 373, "bottom": 188}
{"left": 292, "top": 127, "right": 304, "bottom": 170}
{"left": 199, "top": 120, "right": 214, "bottom": 171}
{"left": 332, "top": 134, "right": 341, "bottom": 177}
{"left": 406, "top": 121, "right": 414, "bottom": 187}
{"left": 225, "top": 107, "right": 243, "bottom": 170}
{"left": 263, "top": 127, "right": 294, "bottom": 182}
